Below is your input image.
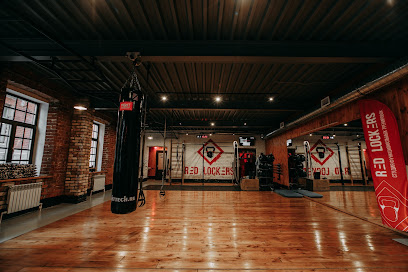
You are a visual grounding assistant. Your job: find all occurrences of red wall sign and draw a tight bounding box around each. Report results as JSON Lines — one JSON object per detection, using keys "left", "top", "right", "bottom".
{"left": 197, "top": 139, "right": 224, "bottom": 165}
{"left": 310, "top": 139, "right": 334, "bottom": 166}
{"left": 360, "top": 99, "right": 408, "bottom": 231}
{"left": 119, "top": 101, "right": 133, "bottom": 111}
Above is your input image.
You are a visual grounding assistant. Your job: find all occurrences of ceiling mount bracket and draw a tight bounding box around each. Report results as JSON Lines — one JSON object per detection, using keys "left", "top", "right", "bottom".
{"left": 126, "top": 52, "right": 142, "bottom": 67}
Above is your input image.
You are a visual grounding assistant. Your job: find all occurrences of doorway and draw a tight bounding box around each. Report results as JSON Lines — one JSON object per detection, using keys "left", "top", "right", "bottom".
{"left": 155, "top": 150, "right": 167, "bottom": 180}
{"left": 147, "top": 146, "right": 167, "bottom": 179}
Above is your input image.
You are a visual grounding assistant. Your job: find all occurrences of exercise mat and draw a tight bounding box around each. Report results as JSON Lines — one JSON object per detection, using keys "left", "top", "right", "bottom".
{"left": 274, "top": 189, "right": 304, "bottom": 198}
{"left": 296, "top": 189, "right": 323, "bottom": 198}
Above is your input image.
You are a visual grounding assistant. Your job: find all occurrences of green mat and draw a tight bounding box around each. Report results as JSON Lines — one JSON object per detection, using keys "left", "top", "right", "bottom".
{"left": 274, "top": 189, "right": 304, "bottom": 198}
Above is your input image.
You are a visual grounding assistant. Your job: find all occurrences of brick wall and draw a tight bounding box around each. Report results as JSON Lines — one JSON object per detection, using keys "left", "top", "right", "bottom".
{"left": 102, "top": 123, "right": 117, "bottom": 185}
{"left": 65, "top": 106, "right": 93, "bottom": 201}
{"left": 40, "top": 102, "right": 73, "bottom": 199}
{"left": 0, "top": 66, "right": 116, "bottom": 207}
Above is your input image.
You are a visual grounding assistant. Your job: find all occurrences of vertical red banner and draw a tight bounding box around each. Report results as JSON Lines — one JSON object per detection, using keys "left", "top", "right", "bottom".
{"left": 359, "top": 99, "right": 408, "bottom": 231}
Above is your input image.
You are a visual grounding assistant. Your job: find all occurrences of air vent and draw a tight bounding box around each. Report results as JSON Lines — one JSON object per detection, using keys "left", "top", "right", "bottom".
{"left": 321, "top": 96, "right": 330, "bottom": 108}
{"left": 280, "top": 122, "right": 285, "bottom": 128}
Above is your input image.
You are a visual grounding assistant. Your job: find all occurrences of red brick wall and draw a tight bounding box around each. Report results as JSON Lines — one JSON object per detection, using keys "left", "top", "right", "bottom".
{"left": 40, "top": 102, "right": 73, "bottom": 198}
{"left": 65, "top": 107, "right": 93, "bottom": 197}
{"left": 0, "top": 66, "right": 115, "bottom": 205}
{"left": 102, "top": 124, "right": 117, "bottom": 185}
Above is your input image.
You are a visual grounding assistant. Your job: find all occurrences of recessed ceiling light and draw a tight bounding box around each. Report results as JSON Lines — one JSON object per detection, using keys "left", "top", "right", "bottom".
{"left": 215, "top": 96, "right": 221, "bottom": 102}
{"left": 74, "top": 105, "right": 87, "bottom": 110}
{"left": 344, "top": 123, "right": 348, "bottom": 126}
{"left": 309, "top": 133, "right": 312, "bottom": 136}
{"left": 161, "top": 96, "right": 167, "bottom": 101}
{"left": 244, "top": 122, "right": 247, "bottom": 126}
{"left": 210, "top": 122, "right": 215, "bottom": 126}
{"left": 209, "top": 133, "right": 212, "bottom": 136}
{"left": 268, "top": 97, "right": 274, "bottom": 102}
{"left": 186, "top": 133, "right": 189, "bottom": 135}
{"left": 148, "top": 136, "right": 153, "bottom": 140}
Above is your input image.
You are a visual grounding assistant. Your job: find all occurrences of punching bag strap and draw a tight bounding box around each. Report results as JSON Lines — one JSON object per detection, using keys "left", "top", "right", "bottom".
{"left": 160, "top": 189, "right": 166, "bottom": 198}
{"left": 138, "top": 181, "right": 145, "bottom": 207}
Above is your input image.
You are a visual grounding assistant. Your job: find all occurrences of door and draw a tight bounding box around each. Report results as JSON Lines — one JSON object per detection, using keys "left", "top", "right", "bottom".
{"left": 156, "top": 150, "right": 167, "bottom": 180}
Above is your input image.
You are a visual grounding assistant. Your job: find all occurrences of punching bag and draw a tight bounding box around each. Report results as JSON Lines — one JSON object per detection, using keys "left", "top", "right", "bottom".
{"left": 111, "top": 87, "right": 143, "bottom": 214}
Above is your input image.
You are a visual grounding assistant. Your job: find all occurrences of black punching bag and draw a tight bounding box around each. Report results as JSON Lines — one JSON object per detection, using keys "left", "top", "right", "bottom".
{"left": 111, "top": 87, "right": 143, "bottom": 214}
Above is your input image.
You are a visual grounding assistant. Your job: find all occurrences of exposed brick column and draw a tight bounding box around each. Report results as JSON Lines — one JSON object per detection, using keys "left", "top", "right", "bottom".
{"left": 102, "top": 123, "right": 117, "bottom": 187}
{"left": 65, "top": 102, "right": 93, "bottom": 203}
{"left": 40, "top": 102, "right": 72, "bottom": 199}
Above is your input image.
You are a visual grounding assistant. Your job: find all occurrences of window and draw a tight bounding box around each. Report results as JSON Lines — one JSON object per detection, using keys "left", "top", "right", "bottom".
{"left": 0, "top": 94, "right": 38, "bottom": 164}
{"left": 89, "top": 123, "right": 99, "bottom": 170}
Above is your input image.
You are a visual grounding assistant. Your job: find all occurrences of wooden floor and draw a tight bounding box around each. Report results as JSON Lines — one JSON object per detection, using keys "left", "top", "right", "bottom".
{"left": 317, "top": 191, "right": 383, "bottom": 224}
{"left": 1, "top": 190, "right": 408, "bottom": 272}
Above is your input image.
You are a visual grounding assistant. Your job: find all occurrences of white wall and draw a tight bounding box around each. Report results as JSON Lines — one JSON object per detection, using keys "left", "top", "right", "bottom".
{"left": 142, "top": 133, "right": 265, "bottom": 180}
{"left": 291, "top": 135, "right": 367, "bottom": 180}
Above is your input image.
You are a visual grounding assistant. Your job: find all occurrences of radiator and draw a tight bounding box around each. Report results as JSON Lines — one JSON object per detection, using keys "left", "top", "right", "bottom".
{"left": 91, "top": 174, "right": 106, "bottom": 195}
{"left": 1, "top": 182, "right": 43, "bottom": 223}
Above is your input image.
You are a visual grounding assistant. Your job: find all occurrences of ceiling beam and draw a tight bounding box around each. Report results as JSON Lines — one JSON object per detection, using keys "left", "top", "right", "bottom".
{"left": 0, "top": 55, "right": 390, "bottom": 64}
{"left": 149, "top": 105, "right": 302, "bottom": 113}
{"left": 0, "top": 40, "right": 404, "bottom": 63}
{"left": 168, "top": 125, "right": 272, "bottom": 129}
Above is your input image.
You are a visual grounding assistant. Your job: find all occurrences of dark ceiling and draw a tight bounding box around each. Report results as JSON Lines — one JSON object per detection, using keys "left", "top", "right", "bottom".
{"left": 0, "top": 0, "right": 407, "bottom": 134}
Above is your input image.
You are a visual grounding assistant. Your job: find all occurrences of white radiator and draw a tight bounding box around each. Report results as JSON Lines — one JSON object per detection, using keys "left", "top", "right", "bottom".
{"left": 91, "top": 174, "right": 106, "bottom": 195}
{"left": 1, "top": 182, "right": 43, "bottom": 223}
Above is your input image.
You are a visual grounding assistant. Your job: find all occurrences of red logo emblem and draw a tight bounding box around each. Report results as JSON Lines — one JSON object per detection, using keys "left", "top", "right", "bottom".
{"left": 376, "top": 180, "right": 408, "bottom": 230}
{"left": 120, "top": 102, "right": 133, "bottom": 111}
{"left": 197, "top": 139, "right": 224, "bottom": 165}
{"left": 310, "top": 139, "right": 334, "bottom": 166}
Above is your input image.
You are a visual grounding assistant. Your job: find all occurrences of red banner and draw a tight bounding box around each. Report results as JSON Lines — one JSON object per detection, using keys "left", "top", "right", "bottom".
{"left": 359, "top": 99, "right": 408, "bottom": 231}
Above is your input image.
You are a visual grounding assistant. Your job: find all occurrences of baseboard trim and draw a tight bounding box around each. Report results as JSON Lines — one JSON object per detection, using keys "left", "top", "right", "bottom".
{"left": 63, "top": 194, "right": 87, "bottom": 204}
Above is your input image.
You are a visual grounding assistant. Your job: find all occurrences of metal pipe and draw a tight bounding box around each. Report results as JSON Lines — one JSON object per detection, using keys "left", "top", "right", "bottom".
{"left": 336, "top": 143, "right": 344, "bottom": 184}
{"left": 139, "top": 94, "right": 147, "bottom": 184}
{"left": 202, "top": 143, "right": 205, "bottom": 185}
{"left": 266, "top": 60, "right": 408, "bottom": 139}
{"left": 162, "top": 118, "right": 167, "bottom": 185}
{"left": 182, "top": 142, "right": 185, "bottom": 185}
{"left": 358, "top": 143, "right": 366, "bottom": 185}
{"left": 345, "top": 144, "right": 354, "bottom": 185}
{"left": 169, "top": 138, "right": 173, "bottom": 185}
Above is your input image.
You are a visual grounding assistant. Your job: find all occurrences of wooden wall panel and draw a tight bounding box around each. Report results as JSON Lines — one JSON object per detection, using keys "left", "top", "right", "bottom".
{"left": 267, "top": 77, "right": 408, "bottom": 187}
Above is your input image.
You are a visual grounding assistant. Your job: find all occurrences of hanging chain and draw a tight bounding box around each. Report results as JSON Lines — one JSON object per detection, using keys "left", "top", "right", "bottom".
{"left": 121, "top": 65, "right": 142, "bottom": 93}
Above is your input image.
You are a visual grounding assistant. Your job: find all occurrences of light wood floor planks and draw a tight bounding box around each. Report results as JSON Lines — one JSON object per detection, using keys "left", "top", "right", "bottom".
{"left": 1, "top": 190, "right": 408, "bottom": 272}
{"left": 317, "top": 191, "right": 383, "bottom": 224}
